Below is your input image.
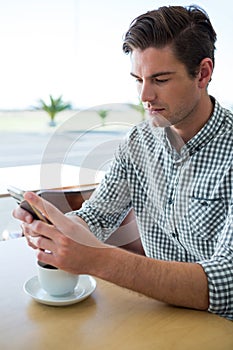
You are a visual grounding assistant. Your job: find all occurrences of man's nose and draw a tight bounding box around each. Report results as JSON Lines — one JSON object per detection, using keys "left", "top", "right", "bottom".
{"left": 140, "top": 82, "right": 157, "bottom": 104}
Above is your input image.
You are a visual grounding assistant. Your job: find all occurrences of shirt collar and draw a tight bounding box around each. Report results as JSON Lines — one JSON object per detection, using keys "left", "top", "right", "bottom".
{"left": 185, "top": 97, "right": 226, "bottom": 155}
{"left": 162, "top": 97, "right": 230, "bottom": 163}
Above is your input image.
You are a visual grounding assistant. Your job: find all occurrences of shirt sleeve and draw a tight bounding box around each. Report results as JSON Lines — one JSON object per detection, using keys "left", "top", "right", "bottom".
{"left": 197, "top": 209, "right": 233, "bottom": 320}
{"left": 67, "top": 140, "right": 132, "bottom": 241}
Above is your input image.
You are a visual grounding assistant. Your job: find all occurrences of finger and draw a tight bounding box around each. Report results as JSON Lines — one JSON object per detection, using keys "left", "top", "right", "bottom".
{"left": 24, "top": 192, "right": 69, "bottom": 228}
{"left": 13, "top": 206, "right": 33, "bottom": 223}
{"left": 36, "top": 249, "right": 57, "bottom": 268}
{"left": 22, "top": 221, "right": 43, "bottom": 239}
{"left": 22, "top": 223, "right": 38, "bottom": 249}
{"left": 29, "top": 235, "right": 55, "bottom": 253}
{"left": 28, "top": 235, "right": 40, "bottom": 246}
{"left": 29, "top": 219, "right": 60, "bottom": 243}
{"left": 22, "top": 222, "right": 53, "bottom": 250}
{"left": 24, "top": 220, "right": 57, "bottom": 253}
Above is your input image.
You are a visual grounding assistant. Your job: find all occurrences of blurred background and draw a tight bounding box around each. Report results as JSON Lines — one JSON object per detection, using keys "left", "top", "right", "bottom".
{"left": 0, "top": 0, "right": 232, "bottom": 240}
{"left": 0, "top": 0, "right": 232, "bottom": 111}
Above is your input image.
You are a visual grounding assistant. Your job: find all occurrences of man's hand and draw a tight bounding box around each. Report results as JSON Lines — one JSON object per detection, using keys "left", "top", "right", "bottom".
{"left": 15, "top": 191, "right": 106, "bottom": 275}
{"left": 13, "top": 191, "right": 209, "bottom": 311}
{"left": 13, "top": 204, "right": 34, "bottom": 224}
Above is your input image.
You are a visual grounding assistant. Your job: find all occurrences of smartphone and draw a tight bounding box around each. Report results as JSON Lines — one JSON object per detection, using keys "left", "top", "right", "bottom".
{"left": 7, "top": 186, "right": 51, "bottom": 223}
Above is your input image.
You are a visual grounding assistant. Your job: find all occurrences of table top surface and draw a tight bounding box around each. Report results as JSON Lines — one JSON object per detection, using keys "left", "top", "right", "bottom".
{"left": 0, "top": 237, "right": 232, "bottom": 350}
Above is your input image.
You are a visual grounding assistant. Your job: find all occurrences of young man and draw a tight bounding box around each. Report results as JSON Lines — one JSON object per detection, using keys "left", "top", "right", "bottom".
{"left": 14, "top": 5, "right": 233, "bottom": 320}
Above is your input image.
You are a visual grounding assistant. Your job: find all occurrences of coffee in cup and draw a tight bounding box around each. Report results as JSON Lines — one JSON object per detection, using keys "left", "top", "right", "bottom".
{"left": 37, "top": 261, "right": 79, "bottom": 297}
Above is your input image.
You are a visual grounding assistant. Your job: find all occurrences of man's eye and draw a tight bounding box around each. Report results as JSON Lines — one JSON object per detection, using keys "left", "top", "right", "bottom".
{"left": 135, "top": 78, "right": 143, "bottom": 83}
{"left": 154, "top": 78, "right": 169, "bottom": 83}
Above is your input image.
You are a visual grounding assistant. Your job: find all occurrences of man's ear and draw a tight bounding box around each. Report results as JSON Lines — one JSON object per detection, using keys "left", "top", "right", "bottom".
{"left": 198, "top": 58, "right": 213, "bottom": 88}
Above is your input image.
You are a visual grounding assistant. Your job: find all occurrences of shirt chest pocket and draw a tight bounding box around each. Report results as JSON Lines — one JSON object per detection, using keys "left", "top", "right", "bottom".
{"left": 189, "top": 196, "right": 226, "bottom": 241}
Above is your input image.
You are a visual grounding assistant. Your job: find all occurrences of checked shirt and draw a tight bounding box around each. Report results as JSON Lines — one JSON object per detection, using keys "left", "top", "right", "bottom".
{"left": 73, "top": 98, "right": 233, "bottom": 320}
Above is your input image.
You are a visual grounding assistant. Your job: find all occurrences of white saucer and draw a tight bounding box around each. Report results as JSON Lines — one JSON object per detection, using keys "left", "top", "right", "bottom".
{"left": 24, "top": 275, "right": 96, "bottom": 306}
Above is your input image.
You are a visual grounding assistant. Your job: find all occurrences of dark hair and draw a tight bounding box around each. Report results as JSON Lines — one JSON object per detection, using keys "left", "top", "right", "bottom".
{"left": 122, "top": 5, "right": 217, "bottom": 78}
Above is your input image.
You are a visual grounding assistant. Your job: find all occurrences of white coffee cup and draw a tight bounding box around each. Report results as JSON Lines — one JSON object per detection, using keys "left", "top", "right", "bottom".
{"left": 37, "top": 261, "right": 79, "bottom": 297}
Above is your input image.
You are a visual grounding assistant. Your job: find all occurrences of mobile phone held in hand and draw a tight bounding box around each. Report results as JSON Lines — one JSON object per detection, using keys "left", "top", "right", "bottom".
{"left": 7, "top": 186, "right": 51, "bottom": 224}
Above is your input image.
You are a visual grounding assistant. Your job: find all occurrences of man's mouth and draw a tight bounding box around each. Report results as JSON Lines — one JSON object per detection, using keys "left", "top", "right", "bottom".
{"left": 146, "top": 108, "right": 165, "bottom": 116}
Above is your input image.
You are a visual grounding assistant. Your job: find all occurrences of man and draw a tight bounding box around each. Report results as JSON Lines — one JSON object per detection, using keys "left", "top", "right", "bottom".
{"left": 14, "top": 5, "right": 233, "bottom": 320}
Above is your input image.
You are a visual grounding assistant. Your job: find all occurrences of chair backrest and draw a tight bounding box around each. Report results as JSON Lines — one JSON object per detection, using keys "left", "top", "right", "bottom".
{"left": 37, "top": 185, "right": 97, "bottom": 214}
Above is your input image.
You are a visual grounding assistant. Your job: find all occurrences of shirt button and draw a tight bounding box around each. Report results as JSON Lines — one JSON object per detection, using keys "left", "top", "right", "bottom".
{"left": 168, "top": 198, "right": 173, "bottom": 204}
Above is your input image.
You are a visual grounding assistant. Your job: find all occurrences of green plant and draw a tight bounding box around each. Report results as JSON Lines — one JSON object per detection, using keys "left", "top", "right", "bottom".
{"left": 129, "top": 99, "right": 146, "bottom": 121}
{"left": 35, "top": 95, "right": 72, "bottom": 126}
{"left": 97, "top": 109, "right": 109, "bottom": 126}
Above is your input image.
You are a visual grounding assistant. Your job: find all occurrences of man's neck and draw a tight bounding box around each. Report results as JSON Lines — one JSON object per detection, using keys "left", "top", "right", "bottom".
{"left": 171, "top": 95, "right": 214, "bottom": 144}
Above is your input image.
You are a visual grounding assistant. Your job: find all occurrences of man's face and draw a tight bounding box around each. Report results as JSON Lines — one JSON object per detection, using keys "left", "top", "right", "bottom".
{"left": 130, "top": 46, "right": 202, "bottom": 130}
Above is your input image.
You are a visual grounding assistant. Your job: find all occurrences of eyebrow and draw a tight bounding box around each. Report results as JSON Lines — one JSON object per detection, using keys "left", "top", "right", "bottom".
{"left": 130, "top": 71, "right": 175, "bottom": 79}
